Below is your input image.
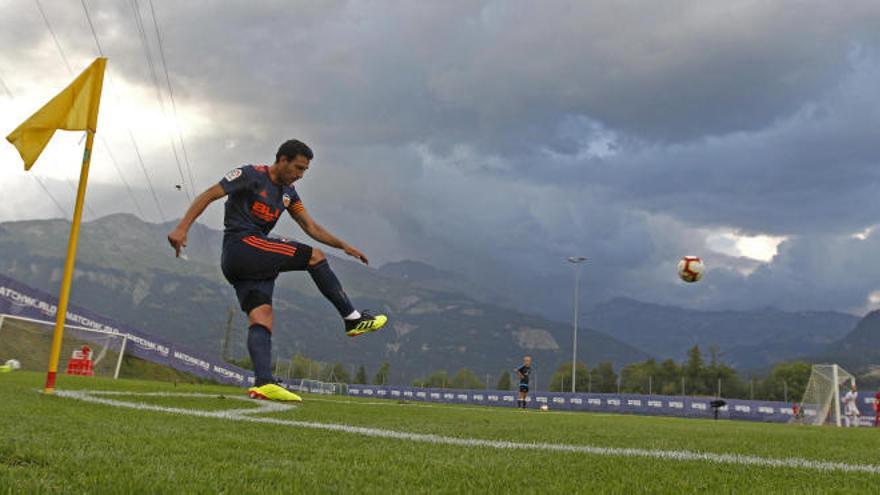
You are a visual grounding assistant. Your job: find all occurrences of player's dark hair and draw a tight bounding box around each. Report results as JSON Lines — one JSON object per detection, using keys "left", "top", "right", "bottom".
{"left": 276, "top": 139, "right": 314, "bottom": 162}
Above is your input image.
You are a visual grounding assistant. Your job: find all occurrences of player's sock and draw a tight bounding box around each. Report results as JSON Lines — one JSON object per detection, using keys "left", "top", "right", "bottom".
{"left": 247, "top": 324, "right": 273, "bottom": 386}
{"left": 307, "top": 259, "right": 356, "bottom": 317}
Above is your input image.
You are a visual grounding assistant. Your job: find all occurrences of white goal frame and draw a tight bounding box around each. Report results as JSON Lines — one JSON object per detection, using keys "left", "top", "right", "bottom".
{"left": 0, "top": 313, "right": 128, "bottom": 379}
{"left": 796, "top": 363, "right": 855, "bottom": 427}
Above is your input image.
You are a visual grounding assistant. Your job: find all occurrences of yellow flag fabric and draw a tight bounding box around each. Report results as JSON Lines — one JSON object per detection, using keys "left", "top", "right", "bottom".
{"left": 6, "top": 57, "right": 107, "bottom": 170}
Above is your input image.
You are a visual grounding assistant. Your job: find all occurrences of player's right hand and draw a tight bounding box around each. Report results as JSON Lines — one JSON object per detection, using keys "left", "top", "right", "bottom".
{"left": 167, "top": 227, "right": 188, "bottom": 257}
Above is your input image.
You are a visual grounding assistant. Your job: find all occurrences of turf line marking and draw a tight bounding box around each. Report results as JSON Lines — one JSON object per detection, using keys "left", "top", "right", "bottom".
{"left": 56, "top": 390, "right": 880, "bottom": 475}
{"left": 305, "top": 396, "right": 620, "bottom": 416}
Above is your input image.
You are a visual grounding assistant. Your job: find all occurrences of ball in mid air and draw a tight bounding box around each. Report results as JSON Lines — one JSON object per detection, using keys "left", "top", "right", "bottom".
{"left": 677, "top": 256, "right": 704, "bottom": 283}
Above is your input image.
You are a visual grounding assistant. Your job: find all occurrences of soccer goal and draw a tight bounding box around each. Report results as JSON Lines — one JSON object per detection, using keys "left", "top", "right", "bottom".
{"left": 795, "top": 364, "right": 855, "bottom": 427}
{"left": 0, "top": 314, "right": 127, "bottom": 379}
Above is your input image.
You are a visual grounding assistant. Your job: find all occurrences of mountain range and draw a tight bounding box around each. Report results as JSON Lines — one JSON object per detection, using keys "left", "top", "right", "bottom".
{"left": 0, "top": 214, "right": 648, "bottom": 384}
{"left": 584, "top": 298, "right": 859, "bottom": 369}
{"left": 1, "top": 214, "right": 876, "bottom": 382}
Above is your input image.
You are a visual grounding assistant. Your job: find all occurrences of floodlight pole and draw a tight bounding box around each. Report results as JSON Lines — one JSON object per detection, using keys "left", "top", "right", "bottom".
{"left": 567, "top": 257, "right": 588, "bottom": 394}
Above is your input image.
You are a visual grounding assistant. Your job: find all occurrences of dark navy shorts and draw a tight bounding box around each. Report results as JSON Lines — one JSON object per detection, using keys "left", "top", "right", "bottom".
{"left": 221, "top": 234, "right": 312, "bottom": 313}
{"left": 519, "top": 384, "right": 529, "bottom": 393}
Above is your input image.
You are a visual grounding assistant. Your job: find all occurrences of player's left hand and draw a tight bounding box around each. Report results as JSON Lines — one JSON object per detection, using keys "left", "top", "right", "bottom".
{"left": 343, "top": 244, "right": 369, "bottom": 265}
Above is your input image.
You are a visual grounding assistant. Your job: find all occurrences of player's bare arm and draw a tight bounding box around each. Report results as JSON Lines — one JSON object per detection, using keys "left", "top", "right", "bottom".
{"left": 290, "top": 206, "right": 369, "bottom": 265}
{"left": 167, "top": 184, "right": 226, "bottom": 257}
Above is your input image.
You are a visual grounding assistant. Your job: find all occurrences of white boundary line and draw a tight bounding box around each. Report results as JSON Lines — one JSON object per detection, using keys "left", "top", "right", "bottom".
{"left": 55, "top": 390, "right": 880, "bottom": 475}
{"left": 305, "top": 396, "right": 621, "bottom": 416}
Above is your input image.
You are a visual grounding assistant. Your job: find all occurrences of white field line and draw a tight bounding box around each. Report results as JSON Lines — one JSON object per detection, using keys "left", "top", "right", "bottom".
{"left": 305, "top": 396, "right": 621, "bottom": 417}
{"left": 55, "top": 390, "right": 880, "bottom": 475}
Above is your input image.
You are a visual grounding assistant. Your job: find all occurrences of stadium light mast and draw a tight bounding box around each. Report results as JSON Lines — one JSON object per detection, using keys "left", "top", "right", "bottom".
{"left": 567, "top": 256, "right": 588, "bottom": 394}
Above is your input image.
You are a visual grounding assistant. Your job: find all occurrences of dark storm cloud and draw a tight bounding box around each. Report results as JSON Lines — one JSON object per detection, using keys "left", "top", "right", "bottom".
{"left": 4, "top": 1, "right": 880, "bottom": 316}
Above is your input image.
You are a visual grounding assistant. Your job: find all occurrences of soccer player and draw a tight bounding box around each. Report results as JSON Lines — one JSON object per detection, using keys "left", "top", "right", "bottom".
{"left": 167, "top": 139, "right": 387, "bottom": 402}
{"left": 842, "top": 382, "right": 860, "bottom": 427}
{"left": 515, "top": 356, "right": 532, "bottom": 410}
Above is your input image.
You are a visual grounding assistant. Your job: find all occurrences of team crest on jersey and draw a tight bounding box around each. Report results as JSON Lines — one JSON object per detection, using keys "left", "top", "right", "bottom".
{"left": 224, "top": 168, "right": 242, "bottom": 182}
{"left": 282, "top": 193, "right": 291, "bottom": 208}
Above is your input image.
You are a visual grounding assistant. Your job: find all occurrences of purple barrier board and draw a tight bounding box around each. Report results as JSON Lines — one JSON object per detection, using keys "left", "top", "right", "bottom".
{"left": 348, "top": 385, "right": 878, "bottom": 425}
{"left": 0, "top": 273, "right": 254, "bottom": 387}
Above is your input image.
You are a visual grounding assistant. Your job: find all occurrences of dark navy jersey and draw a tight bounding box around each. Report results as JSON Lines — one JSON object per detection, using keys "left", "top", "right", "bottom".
{"left": 516, "top": 365, "right": 531, "bottom": 384}
{"left": 218, "top": 165, "right": 304, "bottom": 239}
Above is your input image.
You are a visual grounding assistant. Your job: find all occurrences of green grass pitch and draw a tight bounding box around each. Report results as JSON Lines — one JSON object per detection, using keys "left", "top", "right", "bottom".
{"left": 1, "top": 371, "right": 878, "bottom": 493}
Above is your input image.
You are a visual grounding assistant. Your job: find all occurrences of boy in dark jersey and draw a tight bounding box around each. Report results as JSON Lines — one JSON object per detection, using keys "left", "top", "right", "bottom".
{"left": 516, "top": 355, "right": 532, "bottom": 410}
{"left": 167, "top": 139, "right": 387, "bottom": 401}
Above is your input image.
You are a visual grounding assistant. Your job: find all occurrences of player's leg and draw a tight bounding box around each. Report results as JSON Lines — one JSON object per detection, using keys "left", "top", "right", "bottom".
{"left": 223, "top": 243, "right": 300, "bottom": 402}
{"left": 304, "top": 247, "right": 388, "bottom": 336}
{"left": 232, "top": 283, "right": 300, "bottom": 402}
{"left": 252, "top": 235, "right": 387, "bottom": 337}
{"left": 245, "top": 300, "right": 274, "bottom": 387}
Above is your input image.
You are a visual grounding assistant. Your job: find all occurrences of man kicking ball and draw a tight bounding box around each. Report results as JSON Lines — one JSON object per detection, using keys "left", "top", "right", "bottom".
{"left": 167, "top": 139, "right": 387, "bottom": 401}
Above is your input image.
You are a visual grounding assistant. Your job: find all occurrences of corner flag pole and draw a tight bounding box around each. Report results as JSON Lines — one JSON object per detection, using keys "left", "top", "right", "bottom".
{"left": 3, "top": 56, "right": 109, "bottom": 393}
{"left": 44, "top": 129, "right": 96, "bottom": 393}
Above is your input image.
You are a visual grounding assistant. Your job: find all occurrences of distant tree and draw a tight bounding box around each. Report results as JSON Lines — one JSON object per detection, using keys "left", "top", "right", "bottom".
{"left": 684, "top": 345, "right": 707, "bottom": 394}
{"left": 496, "top": 371, "right": 511, "bottom": 390}
{"left": 656, "top": 359, "right": 682, "bottom": 395}
{"left": 702, "top": 346, "right": 744, "bottom": 398}
{"left": 549, "top": 361, "right": 590, "bottom": 392}
{"left": 422, "top": 370, "right": 448, "bottom": 388}
{"left": 591, "top": 361, "right": 618, "bottom": 393}
{"left": 373, "top": 362, "right": 391, "bottom": 385}
{"left": 354, "top": 365, "right": 368, "bottom": 385}
{"left": 450, "top": 368, "right": 484, "bottom": 389}
{"left": 323, "top": 362, "right": 351, "bottom": 383}
{"left": 292, "top": 354, "right": 323, "bottom": 380}
{"left": 620, "top": 359, "right": 658, "bottom": 394}
{"left": 758, "top": 361, "right": 812, "bottom": 402}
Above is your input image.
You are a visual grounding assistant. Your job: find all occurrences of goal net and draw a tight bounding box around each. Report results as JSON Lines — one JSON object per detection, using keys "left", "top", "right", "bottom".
{"left": 795, "top": 364, "right": 855, "bottom": 426}
{"left": 0, "top": 314, "right": 127, "bottom": 379}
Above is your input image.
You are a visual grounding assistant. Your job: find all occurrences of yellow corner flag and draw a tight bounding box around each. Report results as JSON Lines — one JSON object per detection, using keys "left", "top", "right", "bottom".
{"left": 6, "top": 57, "right": 107, "bottom": 170}
{"left": 4, "top": 57, "right": 107, "bottom": 393}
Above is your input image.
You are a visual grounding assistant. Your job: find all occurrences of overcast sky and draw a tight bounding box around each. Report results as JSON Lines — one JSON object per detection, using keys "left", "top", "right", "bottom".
{"left": 2, "top": 0, "right": 880, "bottom": 318}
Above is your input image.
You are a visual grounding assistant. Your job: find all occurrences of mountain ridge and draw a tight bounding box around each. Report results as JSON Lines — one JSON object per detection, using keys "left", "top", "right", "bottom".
{"left": 0, "top": 215, "right": 649, "bottom": 383}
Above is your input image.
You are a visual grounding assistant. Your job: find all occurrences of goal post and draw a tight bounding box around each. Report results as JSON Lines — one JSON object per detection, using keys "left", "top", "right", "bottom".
{"left": 796, "top": 364, "right": 855, "bottom": 427}
{"left": 0, "top": 313, "right": 127, "bottom": 380}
